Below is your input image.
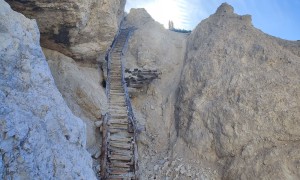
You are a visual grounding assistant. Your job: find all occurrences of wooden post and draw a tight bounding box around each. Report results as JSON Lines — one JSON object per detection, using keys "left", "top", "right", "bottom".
{"left": 100, "top": 113, "right": 109, "bottom": 179}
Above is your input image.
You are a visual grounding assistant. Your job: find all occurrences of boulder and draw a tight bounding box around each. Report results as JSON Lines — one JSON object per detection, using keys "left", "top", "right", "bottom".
{"left": 6, "top": 0, "right": 126, "bottom": 62}
{"left": 0, "top": 1, "right": 96, "bottom": 178}
{"left": 43, "top": 48, "right": 108, "bottom": 150}
{"left": 175, "top": 3, "right": 300, "bottom": 179}
{"left": 123, "top": 8, "right": 188, "bottom": 178}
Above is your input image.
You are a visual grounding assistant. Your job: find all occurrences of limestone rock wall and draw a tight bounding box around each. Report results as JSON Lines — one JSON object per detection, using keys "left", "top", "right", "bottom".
{"left": 43, "top": 49, "right": 108, "bottom": 175}
{"left": 174, "top": 3, "right": 300, "bottom": 179}
{"left": 0, "top": 1, "right": 96, "bottom": 179}
{"left": 43, "top": 48, "right": 108, "bottom": 150}
{"left": 123, "top": 9, "right": 188, "bottom": 179}
{"left": 2, "top": 0, "right": 300, "bottom": 179}
{"left": 6, "top": 0, "right": 126, "bottom": 62}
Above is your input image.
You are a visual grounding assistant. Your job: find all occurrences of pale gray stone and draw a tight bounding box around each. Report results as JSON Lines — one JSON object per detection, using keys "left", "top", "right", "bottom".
{"left": 175, "top": 3, "right": 300, "bottom": 179}
{"left": 6, "top": 0, "right": 126, "bottom": 62}
{"left": 0, "top": 1, "right": 96, "bottom": 179}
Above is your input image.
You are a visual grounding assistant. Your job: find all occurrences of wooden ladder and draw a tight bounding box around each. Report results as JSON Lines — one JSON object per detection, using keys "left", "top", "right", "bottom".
{"left": 101, "top": 28, "right": 138, "bottom": 180}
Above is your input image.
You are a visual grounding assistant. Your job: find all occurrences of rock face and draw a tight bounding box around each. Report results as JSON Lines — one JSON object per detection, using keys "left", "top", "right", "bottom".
{"left": 123, "top": 8, "right": 188, "bottom": 179}
{"left": 6, "top": 0, "right": 126, "bottom": 62}
{"left": 0, "top": 1, "right": 96, "bottom": 179}
{"left": 2, "top": 0, "right": 300, "bottom": 179}
{"left": 174, "top": 3, "right": 300, "bottom": 179}
{"left": 43, "top": 48, "right": 108, "bottom": 150}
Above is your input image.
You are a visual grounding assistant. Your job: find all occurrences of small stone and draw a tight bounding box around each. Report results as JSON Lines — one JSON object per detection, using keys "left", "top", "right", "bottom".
{"left": 17, "top": 156, "right": 24, "bottom": 163}
{"left": 180, "top": 166, "right": 186, "bottom": 174}
{"left": 175, "top": 164, "right": 183, "bottom": 172}
{"left": 162, "top": 161, "right": 169, "bottom": 170}
{"left": 96, "top": 164, "right": 101, "bottom": 171}
{"left": 171, "top": 161, "right": 176, "bottom": 166}
{"left": 95, "top": 121, "right": 103, "bottom": 127}
{"left": 154, "top": 165, "right": 159, "bottom": 171}
{"left": 99, "top": 126, "right": 103, "bottom": 132}
{"left": 150, "top": 105, "right": 154, "bottom": 110}
{"left": 186, "top": 171, "right": 193, "bottom": 177}
{"left": 93, "top": 150, "right": 101, "bottom": 159}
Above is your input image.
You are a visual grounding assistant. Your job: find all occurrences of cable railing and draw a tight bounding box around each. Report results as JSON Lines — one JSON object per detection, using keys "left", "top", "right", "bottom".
{"left": 119, "top": 28, "right": 139, "bottom": 178}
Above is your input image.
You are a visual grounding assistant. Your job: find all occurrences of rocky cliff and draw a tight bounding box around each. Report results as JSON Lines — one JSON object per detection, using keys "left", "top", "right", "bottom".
{"left": 174, "top": 3, "right": 300, "bottom": 179}
{"left": 122, "top": 8, "right": 188, "bottom": 179}
{"left": 6, "top": 0, "right": 126, "bottom": 62}
{"left": 1, "top": 1, "right": 300, "bottom": 179}
{"left": 0, "top": 1, "right": 96, "bottom": 179}
{"left": 120, "top": 4, "right": 300, "bottom": 180}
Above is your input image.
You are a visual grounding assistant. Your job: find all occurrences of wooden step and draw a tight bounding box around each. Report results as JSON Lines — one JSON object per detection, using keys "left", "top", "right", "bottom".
{"left": 110, "top": 77, "right": 122, "bottom": 79}
{"left": 110, "top": 84, "right": 123, "bottom": 86}
{"left": 108, "top": 141, "right": 133, "bottom": 150}
{"left": 110, "top": 105, "right": 126, "bottom": 108}
{"left": 110, "top": 99, "right": 126, "bottom": 102}
{"left": 109, "top": 125, "right": 128, "bottom": 130}
{"left": 110, "top": 92, "right": 125, "bottom": 95}
{"left": 109, "top": 115, "right": 128, "bottom": 119}
{"left": 109, "top": 142, "right": 132, "bottom": 149}
{"left": 109, "top": 109, "right": 128, "bottom": 113}
{"left": 110, "top": 75, "right": 122, "bottom": 77}
{"left": 110, "top": 89, "right": 123, "bottom": 92}
{"left": 110, "top": 86, "right": 123, "bottom": 88}
{"left": 110, "top": 65, "right": 121, "bottom": 68}
{"left": 109, "top": 161, "right": 132, "bottom": 168}
{"left": 109, "top": 108, "right": 128, "bottom": 112}
{"left": 109, "top": 93, "right": 125, "bottom": 94}
{"left": 108, "top": 124, "right": 128, "bottom": 129}
{"left": 110, "top": 95, "right": 125, "bottom": 97}
{"left": 109, "top": 119, "right": 128, "bottom": 124}
{"left": 110, "top": 97, "right": 125, "bottom": 99}
{"left": 110, "top": 92, "right": 124, "bottom": 95}
{"left": 110, "top": 97, "right": 125, "bottom": 100}
{"left": 109, "top": 132, "right": 133, "bottom": 139}
{"left": 109, "top": 104, "right": 126, "bottom": 107}
{"left": 109, "top": 154, "right": 132, "bottom": 161}
{"left": 109, "top": 151, "right": 133, "bottom": 158}
{"left": 110, "top": 82, "right": 122, "bottom": 86}
{"left": 109, "top": 128, "right": 129, "bottom": 134}
{"left": 110, "top": 112, "right": 128, "bottom": 116}
{"left": 109, "top": 104, "right": 127, "bottom": 107}
{"left": 110, "top": 108, "right": 127, "bottom": 112}
{"left": 107, "top": 173, "right": 135, "bottom": 180}
{"left": 110, "top": 115, "right": 128, "bottom": 119}
{"left": 110, "top": 95, "right": 125, "bottom": 98}
{"left": 109, "top": 149, "right": 133, "bottom": 157}
{"left": 110, "top": 101, "right": 126, "bottom": 105}
{"left": 109, "top": 169, "right": 131, "bottom": 176}
{"left": 110, "top": 96, "right": 125, "bottom": 99}
{"left": 110, "top": 75, "right": 121, "bottom": 77}
{"left": 110, "top": 136, "right": 132, "bottom": 143}
{"left": 110, "top": 72, "right": 122, "bottom": 74}
{"left": 110, "top": 83, "right": 122, "bottom": 86}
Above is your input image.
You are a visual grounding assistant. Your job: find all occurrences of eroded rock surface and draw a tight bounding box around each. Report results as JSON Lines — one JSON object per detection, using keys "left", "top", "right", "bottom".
{"left": 123, "top": 8, "right": 188, "bottom": 179}
{"left": 0, "top": 1, "right": 96, "bottom": 179}
{"left": 43, "top": 48, "right": 108, "bottom": 149}
{"left": 175, "top": 3, "right": 300, "bottom": 179}
{"left": 2, "top": 1, "right": 300, "bottom": 179}
{"left": 43, "top": 48, "right": 108, "bottom": 176}
{"left": 6, "top": 0, "right": 126, "bottom": 62}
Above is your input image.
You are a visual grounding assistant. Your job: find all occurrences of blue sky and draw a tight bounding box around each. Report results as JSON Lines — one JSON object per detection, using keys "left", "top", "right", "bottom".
{"left": 125, "top": 0, "right": 300, "bottom": 40}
